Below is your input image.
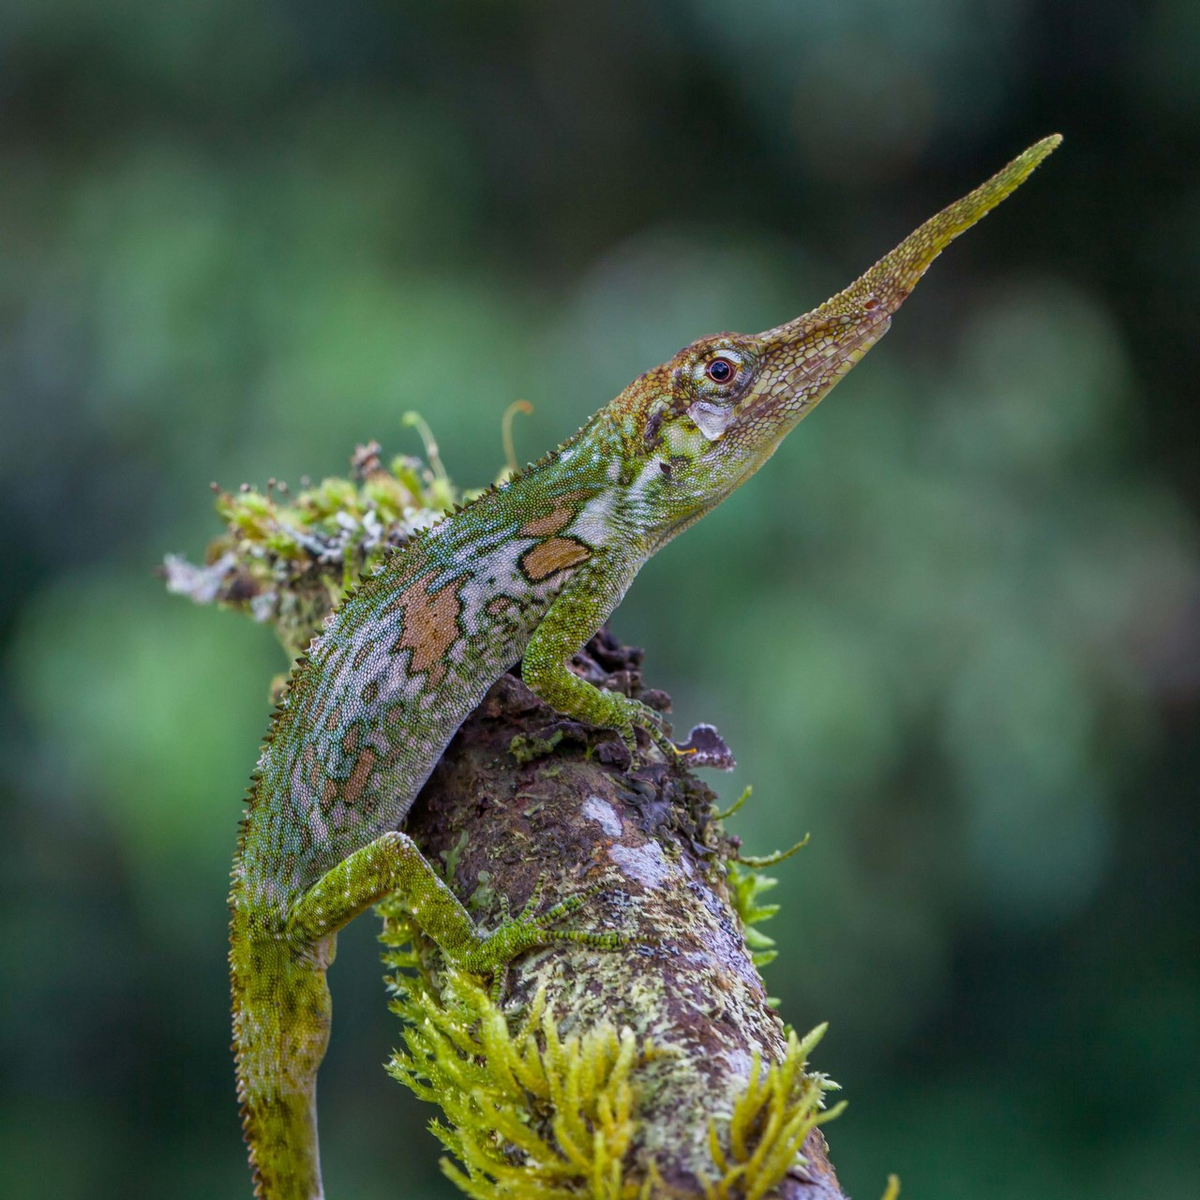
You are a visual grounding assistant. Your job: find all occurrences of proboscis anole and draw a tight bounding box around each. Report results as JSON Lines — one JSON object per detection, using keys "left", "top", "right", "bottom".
{"left": 228, "top": 135, "right": 1060, "bottom": 1198}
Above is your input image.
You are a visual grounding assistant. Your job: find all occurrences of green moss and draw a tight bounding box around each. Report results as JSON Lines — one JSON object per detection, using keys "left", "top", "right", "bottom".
{"left": 163, "top": 424, "right": 465, "bottom": 661}
{"left": 701, "top": 1025, "right": 844, "bottom": 1200}
{"left": 720, "top": 786, "right": 811, "bottom": 969}
{"left": 725, "top": 863, "right": 781, "bottom": 969}
{"left": 509, "top": 729, "right": 565, "bottom": 764}
{"left": 380, "top": 904, "right": 662, "bottom": 1200}
{"left": 441, "top": 831, "right": 471, "bottom": 885}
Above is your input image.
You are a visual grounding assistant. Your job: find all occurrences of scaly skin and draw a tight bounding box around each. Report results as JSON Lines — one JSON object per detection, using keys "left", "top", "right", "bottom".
{"left": 229, "top": 136, "right": 1060, "bottom": 1198}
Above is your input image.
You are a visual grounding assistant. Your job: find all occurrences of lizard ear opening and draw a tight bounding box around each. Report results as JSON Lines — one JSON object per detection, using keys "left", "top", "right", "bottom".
{"left": 687, "top": 399, "right": 735, "bottom": 441}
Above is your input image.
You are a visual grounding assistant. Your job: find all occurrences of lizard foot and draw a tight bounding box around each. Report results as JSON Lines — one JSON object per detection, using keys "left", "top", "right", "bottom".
{"left": 614, "top": 696, "right": 676, "bottom": 764}
{"left": 454, "top": 874, "right": 625, "bottom": 997}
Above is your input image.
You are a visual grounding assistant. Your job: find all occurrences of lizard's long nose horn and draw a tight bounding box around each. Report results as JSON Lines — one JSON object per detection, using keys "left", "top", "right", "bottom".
{"left": 823, "top": 134, "right": 1062, "bottom": 320}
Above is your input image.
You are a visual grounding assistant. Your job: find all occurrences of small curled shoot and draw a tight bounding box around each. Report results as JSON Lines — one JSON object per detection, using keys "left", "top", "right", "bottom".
{"left": 501, "top": 399, "right": 534, "bottom": 475}
{"left": 714, "top": 785, "right": 753, "bottom": 821}
{"left": 736, "top": 832, "right": 810, "bottom": 869}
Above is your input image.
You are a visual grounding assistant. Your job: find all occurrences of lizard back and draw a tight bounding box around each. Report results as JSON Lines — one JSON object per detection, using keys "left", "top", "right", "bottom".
{"left": 233, "top": 441, "right": 623, "bottom": 913}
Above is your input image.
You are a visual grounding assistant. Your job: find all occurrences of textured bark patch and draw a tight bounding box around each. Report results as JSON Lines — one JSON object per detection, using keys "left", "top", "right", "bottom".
{"left": 521, "top": 536, "right": 591, "bottom": 581}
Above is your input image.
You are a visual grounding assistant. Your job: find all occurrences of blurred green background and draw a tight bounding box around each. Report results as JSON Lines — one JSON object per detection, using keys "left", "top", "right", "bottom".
{"left": 2, "top": 2, "right": 1197, "bottom": 1197}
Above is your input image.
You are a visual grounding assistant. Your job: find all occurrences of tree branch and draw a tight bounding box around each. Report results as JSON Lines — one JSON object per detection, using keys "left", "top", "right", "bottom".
{"left": 387, "top": 628, "right": 847, "bottom": 1199}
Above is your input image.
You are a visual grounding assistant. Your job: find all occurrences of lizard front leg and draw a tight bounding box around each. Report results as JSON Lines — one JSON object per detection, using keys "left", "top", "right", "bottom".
{"left": 521, "top": 548, "right": 672, "bottom": 757}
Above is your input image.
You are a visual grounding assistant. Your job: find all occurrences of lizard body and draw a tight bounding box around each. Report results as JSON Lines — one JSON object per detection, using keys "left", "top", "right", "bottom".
{"left": 229, "top": 136, "right": 1060, "bottom": 1198}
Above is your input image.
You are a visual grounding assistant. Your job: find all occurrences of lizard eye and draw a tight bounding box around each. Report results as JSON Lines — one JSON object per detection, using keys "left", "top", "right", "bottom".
{"left": 706, "top": 357, "right": 737, "bottom": 384}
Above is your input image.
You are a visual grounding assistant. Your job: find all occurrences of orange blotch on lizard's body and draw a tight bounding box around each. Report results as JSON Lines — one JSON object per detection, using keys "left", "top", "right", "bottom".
{"left": 390, "top": 571, "right": 464, "bottom": 686}
{"left": 521, "top": 537, "right": 591, "bottom": 581}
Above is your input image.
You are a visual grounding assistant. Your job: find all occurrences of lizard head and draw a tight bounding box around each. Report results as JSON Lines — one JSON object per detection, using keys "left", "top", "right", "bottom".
{"left": 616, "top": 135, "right": 1060, "bottom": 546}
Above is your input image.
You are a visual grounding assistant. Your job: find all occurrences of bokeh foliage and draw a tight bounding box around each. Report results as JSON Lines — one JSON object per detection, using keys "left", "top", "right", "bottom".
{"left": 1, "top": 3, "right": 1197, "bottom": 1198}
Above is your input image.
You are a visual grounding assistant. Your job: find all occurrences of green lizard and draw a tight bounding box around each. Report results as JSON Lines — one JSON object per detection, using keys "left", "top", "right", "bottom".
{"left": 229, "top": 135, "right": 1060, "bottom": 1198}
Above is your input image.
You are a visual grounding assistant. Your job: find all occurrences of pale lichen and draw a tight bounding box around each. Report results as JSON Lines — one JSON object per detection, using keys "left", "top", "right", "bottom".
{"left": 164, "top": 423, "right": 473, "bottom": 662}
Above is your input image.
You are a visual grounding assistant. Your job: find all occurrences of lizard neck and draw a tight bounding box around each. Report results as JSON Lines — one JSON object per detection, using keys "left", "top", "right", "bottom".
{"left": 427, "top": 409, "right": 650, "bottom": 569}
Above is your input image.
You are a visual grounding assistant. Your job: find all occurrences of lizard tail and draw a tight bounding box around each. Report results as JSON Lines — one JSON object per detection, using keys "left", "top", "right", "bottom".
{"left": 231, "top": 913, "right": 331, "bottom": 1200}
{"left": 237, "top": 1078, "right": 325, "bottom": 1200}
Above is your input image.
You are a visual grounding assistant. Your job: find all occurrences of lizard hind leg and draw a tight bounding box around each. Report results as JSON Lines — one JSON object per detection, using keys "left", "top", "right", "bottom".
{"left": 287, "top": 831, "right": 622, "bottom": 984}
{"left": 245, "top": 834, "right": 621, "bottom": 1196}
